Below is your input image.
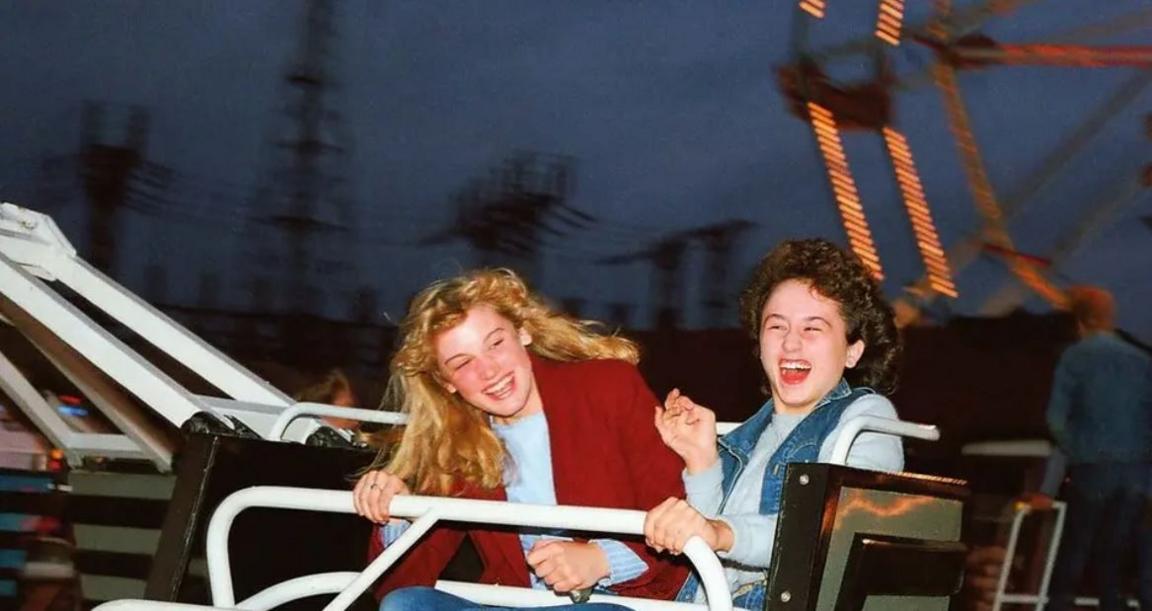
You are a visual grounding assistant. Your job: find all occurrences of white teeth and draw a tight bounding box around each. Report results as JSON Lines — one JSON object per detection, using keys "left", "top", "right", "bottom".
{"left": 485, "top": 376, "right": 513, "bottom": 398}
{"left": 780, "top": 362, "right": 811, "bottom": 371}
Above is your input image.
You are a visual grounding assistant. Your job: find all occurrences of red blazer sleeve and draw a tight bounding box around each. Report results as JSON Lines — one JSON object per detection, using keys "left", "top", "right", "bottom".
{"left": 599, "top": 362, "right": 691, "bottom": 600}
{"left": 368, "top": 522, "right": 466, "bottom": 600}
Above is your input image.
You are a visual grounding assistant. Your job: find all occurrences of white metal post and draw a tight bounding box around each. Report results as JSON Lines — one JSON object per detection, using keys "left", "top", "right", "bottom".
{"left": 827, "top": 416, "right": 940, "bottom": 465}
{"left": 269, "top": 404, "right": 409, "bottom": 440}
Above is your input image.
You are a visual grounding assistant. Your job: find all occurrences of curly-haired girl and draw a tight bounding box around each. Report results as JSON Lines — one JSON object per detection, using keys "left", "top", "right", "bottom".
{"left": 353, "top": 268, "right": 688, "bottom": 610}
{"left": 644, "top": 238, "right": 905, "bottom": 609}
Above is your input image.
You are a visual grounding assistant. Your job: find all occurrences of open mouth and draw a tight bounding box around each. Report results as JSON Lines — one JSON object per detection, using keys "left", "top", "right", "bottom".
{"left": 484, "top": 373, "right": 515, "bottom": 400}
{"left": 778, "top": 360, "right": 811, "bottom": 385}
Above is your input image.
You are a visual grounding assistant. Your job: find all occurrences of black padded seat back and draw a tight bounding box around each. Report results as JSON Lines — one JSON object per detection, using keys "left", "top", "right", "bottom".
{"left": 764, "top": 464, "right": 969, "bottom": 611}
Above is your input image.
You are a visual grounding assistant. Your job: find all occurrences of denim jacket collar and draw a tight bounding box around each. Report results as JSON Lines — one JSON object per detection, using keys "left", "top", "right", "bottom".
{"left": 718, "top": 378, "right": 853, "bottom": 461}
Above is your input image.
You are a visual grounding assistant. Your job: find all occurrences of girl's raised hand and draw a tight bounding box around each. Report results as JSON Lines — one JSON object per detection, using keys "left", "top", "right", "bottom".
{"left": 653, "top": 388, "right": 718, "bottom": 474}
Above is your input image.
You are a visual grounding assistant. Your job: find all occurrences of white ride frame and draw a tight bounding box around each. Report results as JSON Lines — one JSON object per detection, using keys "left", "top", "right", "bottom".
{"left": 0, "top": 202, "right": 405, "bottom": 469}
{"left": 91, "top": 418, "right": 940, "bottom": 611}
{"left": 4, "top": 202, "right": 950, "bottom": 609}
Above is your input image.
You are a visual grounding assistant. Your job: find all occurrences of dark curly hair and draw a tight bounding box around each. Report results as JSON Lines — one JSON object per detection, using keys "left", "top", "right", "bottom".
{"left": 738, "top": 238, "right": 901, "bottom": 394}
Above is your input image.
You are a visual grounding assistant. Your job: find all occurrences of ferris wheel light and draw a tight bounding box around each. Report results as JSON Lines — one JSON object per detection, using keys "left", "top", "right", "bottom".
{"left": 875, "top": 0, "right": 905, "bottom": 46}
{"left": 882, "top": 126, "right": 957, "bottom": 298}
{"left": 800, "top": 0, "right": 826, "bottom": 19}
{"left": 807, "top": 102, "right": 885, "bottom": 280}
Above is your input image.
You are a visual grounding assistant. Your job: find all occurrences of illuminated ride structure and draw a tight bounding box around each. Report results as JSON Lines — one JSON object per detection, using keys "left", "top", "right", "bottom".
{"left": 0, "top": 202, "right": 965, "bottom": 609}
{"left": 781, "top": 0, "right": 1152, "bottom": 321}
{"left": 780, "top": 2, "right": 1151, "bottom": 609}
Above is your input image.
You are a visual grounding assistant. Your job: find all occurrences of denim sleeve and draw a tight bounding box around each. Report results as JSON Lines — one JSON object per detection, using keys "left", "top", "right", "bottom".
{"left": 589, "top": 539, "right": 648, "bottom": 586}
{"left": 683, "top": 460, "right": 724, "bottom": 516}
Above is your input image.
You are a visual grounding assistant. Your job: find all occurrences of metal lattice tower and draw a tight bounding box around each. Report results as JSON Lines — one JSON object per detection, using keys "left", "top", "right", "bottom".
{"left": 249, "top": 0, "right": 355, "bottom": 316}
{"left": 78, "top": 102, "right": 172, "bottom": 277}
{"left": 425, "top": 153, "right": 587, "bottom": 285}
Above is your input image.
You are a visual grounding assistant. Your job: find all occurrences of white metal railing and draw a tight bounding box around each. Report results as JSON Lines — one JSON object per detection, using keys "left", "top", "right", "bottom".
{"left": 270, "top": 408, "right": 742, "bottom": 439}
{"left": 992, "top": 501, "right": 1066, "bottom": 611}
{"left": 269, "top": 404, "right": 409, "bottom": 440}
{"left": 204, "top": 487, "right": 733, "bottom": 611}
{"left": 827, "top": 416, "right": 939, "bottom": 465}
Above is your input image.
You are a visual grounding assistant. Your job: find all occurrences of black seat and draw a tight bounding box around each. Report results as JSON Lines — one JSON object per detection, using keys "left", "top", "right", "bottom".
{"left": 764, "top": 464, "right": 969, "bottom": 611}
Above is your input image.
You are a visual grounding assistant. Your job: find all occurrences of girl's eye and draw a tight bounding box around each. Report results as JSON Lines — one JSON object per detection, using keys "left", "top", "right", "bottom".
{"left": 805, "top": 326, "right": 822, "bottom": 332}
{"left": 452, "top": 358, "right": 471, "bottom": 372}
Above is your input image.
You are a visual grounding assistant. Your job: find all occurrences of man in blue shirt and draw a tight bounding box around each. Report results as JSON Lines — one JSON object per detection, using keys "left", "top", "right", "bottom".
{"left": 1046, "top": 286, "right": 1152, "bottom": 611}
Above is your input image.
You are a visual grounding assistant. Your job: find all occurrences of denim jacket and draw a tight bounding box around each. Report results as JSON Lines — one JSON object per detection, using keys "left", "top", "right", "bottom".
{"left": 677, "top": 379, "right": 873, "bottom": 605}
{"left": 1047, "top": 332, "right": 1152, "bottom": 464}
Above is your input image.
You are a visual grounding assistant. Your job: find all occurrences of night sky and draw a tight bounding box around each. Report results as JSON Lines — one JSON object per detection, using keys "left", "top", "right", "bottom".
{"left": 1, "top": 2, "right": 1149, "bottom": 337}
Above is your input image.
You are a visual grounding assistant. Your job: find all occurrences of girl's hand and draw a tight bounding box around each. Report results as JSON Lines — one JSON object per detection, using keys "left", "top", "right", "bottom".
{"left": 653, "top": 388, "right": 718, "bottom": 473}
{"left": 352, "top": 469, "right": 410, "bottom": 524}
{"left": 525, "top": 540, "right": 610, "bottom": 593}
{"left": 644, "top": 497, "right": 732, "bottom": 555}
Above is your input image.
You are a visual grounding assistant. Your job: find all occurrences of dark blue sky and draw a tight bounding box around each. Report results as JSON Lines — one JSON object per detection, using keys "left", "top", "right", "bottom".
{"left": 1, "top": 2, "right": 1149, "bottom": 337}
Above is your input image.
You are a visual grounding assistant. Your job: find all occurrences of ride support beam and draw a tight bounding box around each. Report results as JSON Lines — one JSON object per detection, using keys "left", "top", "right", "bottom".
{"left": 931, "top": 62, "right": 1067, "bottom": 309}
{"left": 950, "top": 44, "right": 1152, "bottom": 68}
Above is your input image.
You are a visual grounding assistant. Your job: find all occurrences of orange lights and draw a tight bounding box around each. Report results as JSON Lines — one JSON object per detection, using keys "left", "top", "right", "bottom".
{"left": 834, "top": 491, "right": 943, "bottom": 528}
{"left": 799, "top": 0, "right": 826, "bottom": 19}
{"left": 875, "top": 0, "right": 905, "bottom": 46}
{"left": 808, "top": 102, "right": 885, "bottom": 280}
{"left": 950, "top": 44, "right": 1152, "bottom": 68}
{"left": 882, "top": 127, "right": 957, "bottom": 297}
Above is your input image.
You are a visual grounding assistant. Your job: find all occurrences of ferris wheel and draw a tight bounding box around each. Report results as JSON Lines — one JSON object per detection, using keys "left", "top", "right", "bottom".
{"left": 778, "top": 0, "right": 1152, "bottom": 324}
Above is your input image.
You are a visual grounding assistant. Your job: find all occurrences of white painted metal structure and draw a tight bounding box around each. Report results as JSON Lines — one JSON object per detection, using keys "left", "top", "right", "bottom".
{"left": 827, "top": 415, "right": 939, "bottom": 464}
{"left": 90, "top": 488, "right": 734, "bottom": 611}
{"left": 0, "top": 202, "right": 371, "bottom": 469}
{"left": 268, "top": 404, "right": 409, "bottom": 440}
{"left": 86, "top": 419, "right": 942, "bottom": 611}
{"left": 990, "top": 502, "right": 1066, "bottom": 611}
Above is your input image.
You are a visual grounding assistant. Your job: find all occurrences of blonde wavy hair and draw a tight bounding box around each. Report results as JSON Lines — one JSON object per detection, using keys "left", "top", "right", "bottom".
{"left": 372, "top": 268, "right": 638, "bottom": 495}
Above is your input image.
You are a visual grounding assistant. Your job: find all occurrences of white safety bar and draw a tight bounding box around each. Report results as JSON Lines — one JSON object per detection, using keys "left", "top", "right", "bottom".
{"left": 94, "top": 603, "right": 237, "bottom": 610}
{"left": 992, "top": 501, "right": 1066, "bottom": 611}
{"left": 269, "top": 404, "right": 409, "bottom": 440}
{"left": 205, "top": 487, "right": 733, "bottom": 611}
{"left": 827, "top": 416, "right": 939, "bottom": 465}
{"left": 272, "top": 409, "right": 744, "bottom": 439}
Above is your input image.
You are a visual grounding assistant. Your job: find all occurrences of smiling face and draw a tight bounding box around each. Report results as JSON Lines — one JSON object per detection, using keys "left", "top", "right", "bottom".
{"left": 759, "top": 279, "right": 865, "bottom": 415}
{"left": 434, "top": 304, "right": 542, "bottom": 425}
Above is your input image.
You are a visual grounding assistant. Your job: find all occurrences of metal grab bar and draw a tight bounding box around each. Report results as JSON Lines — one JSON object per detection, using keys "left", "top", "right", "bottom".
{"left": 992, "top": 501, "right": 1067, "bottom": 611}
{"left": 206, "top": 486, "right": 734, "bottom": 611}
{"left": 270, "top": 407, "right": 742, "bottom": 441}
{"left": 827, "top": 416, "right": 939, "bottom": 466}
{"left": 268, "top": 403, "right": 408, "bottom": 440}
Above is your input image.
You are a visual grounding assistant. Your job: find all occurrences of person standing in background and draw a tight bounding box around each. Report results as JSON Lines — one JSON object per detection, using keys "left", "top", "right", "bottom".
{"left": 1045, "top": 286, "right": 1152, "bottom": 611}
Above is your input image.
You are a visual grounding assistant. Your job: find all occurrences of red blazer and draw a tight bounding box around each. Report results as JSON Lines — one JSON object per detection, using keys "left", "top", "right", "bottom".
{"left": 369, "top": 355, "right": 689, "bottom": 600}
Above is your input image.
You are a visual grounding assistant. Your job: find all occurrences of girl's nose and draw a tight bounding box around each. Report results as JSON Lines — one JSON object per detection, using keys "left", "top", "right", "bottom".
{"left": 477, "top": 354, "right": 499, "bottom": 379}
{"left": 782, "top": 329, "right": 801, "bottom": 351}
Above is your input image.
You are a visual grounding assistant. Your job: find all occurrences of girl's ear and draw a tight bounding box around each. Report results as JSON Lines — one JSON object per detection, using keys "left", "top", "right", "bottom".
{"left": 518, "top": 327, "right": 532, "bottom": 347}
{"left": 845, "top": 340, "right": 865, "bottom": 369}
{"left": 432, "top": 371, "right": 457, "bottom": 394}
